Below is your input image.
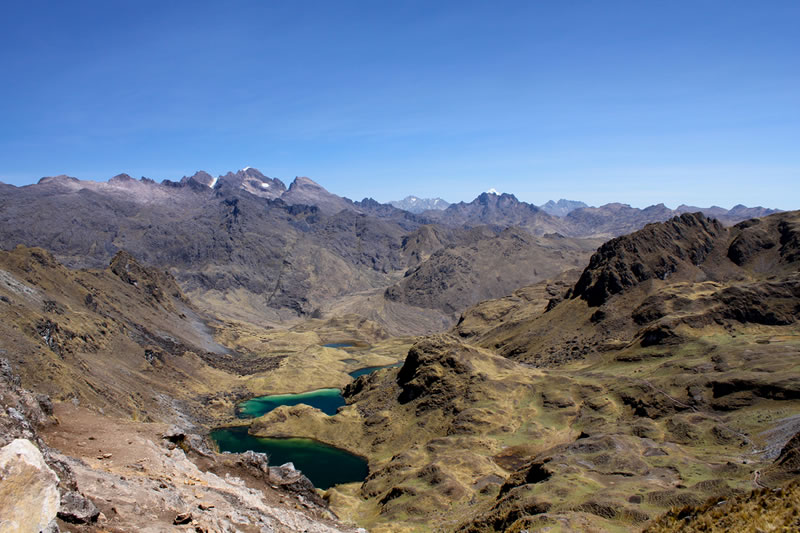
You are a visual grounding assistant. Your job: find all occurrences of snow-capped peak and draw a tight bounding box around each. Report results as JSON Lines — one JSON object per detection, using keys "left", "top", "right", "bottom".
{"left": 486, "top": 188, "right": 499, "bottom": 195}
{"left": 242, "top": 166, "right": 252, "bottom": 171}
{"left": 208, "top": 176, "right": 218, "bottom": 188}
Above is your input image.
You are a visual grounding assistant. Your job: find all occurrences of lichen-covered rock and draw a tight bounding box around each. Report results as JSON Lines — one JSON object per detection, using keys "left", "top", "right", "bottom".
{"left": 0, "top": 439, "right": 61, "bottom": 533}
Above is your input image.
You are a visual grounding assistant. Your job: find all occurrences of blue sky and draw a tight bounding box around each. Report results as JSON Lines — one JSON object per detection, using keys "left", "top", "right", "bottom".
{"left": 1, "top": 1, "right": 798, "bottom": 209}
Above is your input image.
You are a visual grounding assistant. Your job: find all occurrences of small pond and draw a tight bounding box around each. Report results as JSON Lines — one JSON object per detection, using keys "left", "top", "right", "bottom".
{"left": 323, "top": 342, "right": 356, "bottom": 349}
{"left": 210, "top": 426, "right": 368, "bottom": 489}
{"left": 236, "top": 388, "right": 345, "bottom": 419}
{"left": 348, "top": 362, "right": 403, "bottom": 379}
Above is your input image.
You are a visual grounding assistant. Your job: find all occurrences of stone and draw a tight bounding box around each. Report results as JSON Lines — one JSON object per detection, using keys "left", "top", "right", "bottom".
{"left": 57, "top": 490, "right": 100, "bottom": 524}
{"left": 173, "top": 511, "right": 192, "bottom": 524}
{"left": 41, "top": 520, "right": 60, "bottom": 533}
{"left": 643, "top": 447, "right": 668, "bottom": 457}
{"left": 162, "top": 425, "right": 186, "bottom": 442}
{"left": 0, "top": 439, "right": 61, "bottom": 533}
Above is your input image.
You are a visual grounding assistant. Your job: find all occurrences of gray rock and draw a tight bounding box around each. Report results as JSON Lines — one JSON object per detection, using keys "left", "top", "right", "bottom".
{"left": 57, "top": 490, "right": 100, "bottom": 524}
{"left": 162, "top": 424, "right": 186, "bottom": 441}
{"left": 41, "top": 519, "right": 60, "bottom": 533}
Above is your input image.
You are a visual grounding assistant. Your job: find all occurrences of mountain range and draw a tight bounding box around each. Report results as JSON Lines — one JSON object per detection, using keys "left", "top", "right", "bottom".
{"left": 1, "top": 167, "right": 797, "bottom": 532}
{"left": 0, "top": 169, "right": 781, "bottom": 331}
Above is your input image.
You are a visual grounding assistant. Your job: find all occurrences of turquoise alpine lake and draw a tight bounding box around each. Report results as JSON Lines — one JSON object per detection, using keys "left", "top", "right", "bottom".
{"left": 236, "top": 388, "right": 345, "bottom": 419}
{"left": 348, "top": 362, "right": 403, "bottom": 379}
{"left": 210, "top": 426, "right": 368, "bottom": 489}
{"left": 323, "top": 342, "right": 355, "bottom": 348}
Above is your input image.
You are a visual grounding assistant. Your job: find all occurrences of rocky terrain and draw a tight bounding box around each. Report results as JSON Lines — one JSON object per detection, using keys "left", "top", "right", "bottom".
{"left": 0, "top": 170, "right": 795, "bottom": 532}
{"left": 385, "top": 228, "right": 599, "bottom": 315}
{"left": 0, "top": 356, "right": 362, "bottom": 532}
{"left": 0, "top": 170, "right": 780, "bottom": 331}
{"left": 0, "top": 245, "right": 416, "bottom": 423}
{"left": 245, "top": 210, "right": 800, "bottom": 532}
{"left": 0, "top": 173, "right": 601, "bottom": 333}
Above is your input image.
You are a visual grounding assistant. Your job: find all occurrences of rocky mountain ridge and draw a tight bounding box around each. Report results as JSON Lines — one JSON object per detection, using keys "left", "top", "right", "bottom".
{"left": 0, "top": 169, "right": 786, "bottom": 331}
{"left": 27, "top": 169, "right": 781, "bottom": 232}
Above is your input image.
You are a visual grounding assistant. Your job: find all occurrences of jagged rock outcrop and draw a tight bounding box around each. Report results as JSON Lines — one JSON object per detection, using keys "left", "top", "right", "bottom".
{"left": 109, "top": 250, "right": 185, "bottom": 307}
{"left": 572, "top": 213, "right": 726, "bottom": 306}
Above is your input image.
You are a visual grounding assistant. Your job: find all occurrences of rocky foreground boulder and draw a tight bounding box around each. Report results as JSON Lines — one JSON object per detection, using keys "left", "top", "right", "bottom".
{"left": 0, "top": 438, "right": 60, "bottom": 533}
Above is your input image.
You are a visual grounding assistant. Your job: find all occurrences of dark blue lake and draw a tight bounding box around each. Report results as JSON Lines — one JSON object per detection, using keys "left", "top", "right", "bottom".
{"left": 210, "top": 426, "right": 368, "bottom": 489}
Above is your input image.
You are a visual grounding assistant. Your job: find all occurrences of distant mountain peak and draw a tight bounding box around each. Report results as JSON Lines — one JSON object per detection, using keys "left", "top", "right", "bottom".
{"left": 389, "top": 196, "right": 450, "bottom": 214}
{"left": 38, "top": 174, "right": 78, "bottom": 183}
{"left": 281, "top": 176, "right": 355, "bottom": 214}
{"left": 474, "top": 191, "right": 519, "bottom": 205}
{"left": 179, "top": 170, "right": 217, "bottom": 189}
{"left": 239, "top": 167, "right": 268, "bottom": 179}
{"left": 486, "top": 188, "right": 499, "bottom": 195}
{"left": 539, "top": 199, "right": 589, "bottom": 217}
{"left": 289, "top": 176, "right": 323, "bottom": 189}
{"left": 215, "top": 167, "right": 286, "bottom": 198}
